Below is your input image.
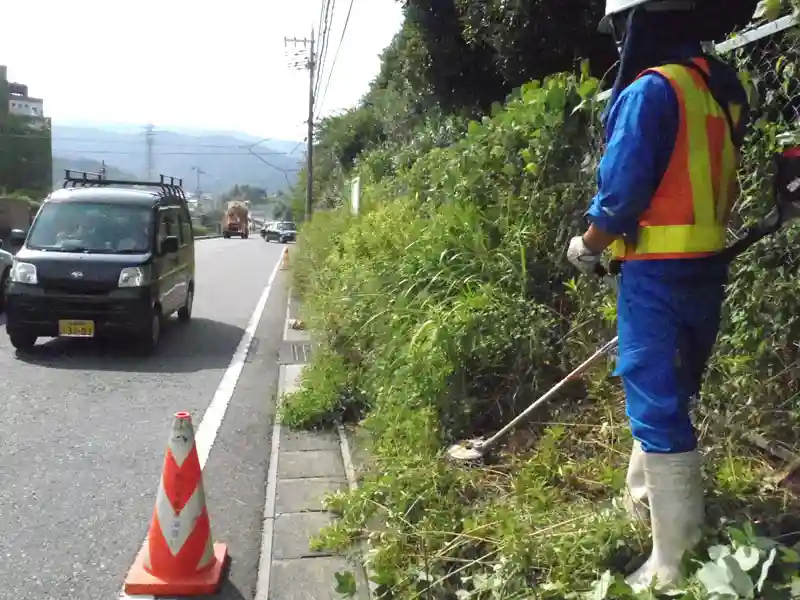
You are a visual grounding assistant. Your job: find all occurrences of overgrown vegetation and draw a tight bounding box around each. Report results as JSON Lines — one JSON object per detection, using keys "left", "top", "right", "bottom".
{"left": 191, "top": 223, "right": 212, "bottom": 237}
{"left": 282, "top": 1, "right": 800, "bottom": 597}
{"left": 0, "top": 115, "right": 52, "bottom": 197}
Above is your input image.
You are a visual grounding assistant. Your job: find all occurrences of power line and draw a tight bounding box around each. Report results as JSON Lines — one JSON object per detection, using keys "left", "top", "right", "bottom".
{"left": 52, "top": 149, "right": 303, "bottom": 161}
{"left": 315, "top": 0, "right": 355, "bottom": 119}
{"left": 0, "top": 132, "right": 300, "bottom": 153}
{"left": 314, "top": 0, "right": 333, "bottom": 98}
{"left": 284, "top": 30, "right": 317, "bottom": 220}
{"left": 314, "top": 0, "right": 336, "bottom": 103}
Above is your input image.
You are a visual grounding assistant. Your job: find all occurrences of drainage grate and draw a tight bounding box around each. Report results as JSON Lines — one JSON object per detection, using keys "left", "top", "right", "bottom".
{"left": 290, "top": 343, "right": 313, "bottom": 363}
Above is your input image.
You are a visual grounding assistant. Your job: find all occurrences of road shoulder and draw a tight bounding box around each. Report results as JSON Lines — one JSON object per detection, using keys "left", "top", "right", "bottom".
{"left": 256, "top": 293, "right": 371, "bottom": 600}
{"left": 182, "top": 266, "right": 289, "bottom": 600}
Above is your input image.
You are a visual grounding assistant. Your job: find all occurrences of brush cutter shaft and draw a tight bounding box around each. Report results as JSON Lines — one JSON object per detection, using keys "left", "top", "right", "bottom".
{"left": 480, "top": 336, "right": 619, "bottom": 449}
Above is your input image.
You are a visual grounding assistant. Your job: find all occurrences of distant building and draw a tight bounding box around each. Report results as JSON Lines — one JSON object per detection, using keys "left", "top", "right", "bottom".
{"left": 0, "top": 65, "right": 45, "bottom": 119}
{"left": 0, "top": 65, "right": 52, "bottom": 194}
{"left": 8, "top": 85, "right": 44, "bottom": 118}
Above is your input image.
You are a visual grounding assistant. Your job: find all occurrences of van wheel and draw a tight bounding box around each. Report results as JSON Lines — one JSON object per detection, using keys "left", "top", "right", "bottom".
{"left": 178, "top": 288, "right": 193, "bottom": 323}
{"left": 9, "top": 328, "right": 37, "bottom": 352}
{"left": 137, "top": 307, "right": 162, "bottom": 354}
{"left": 0, "top": 268, "right": 9, "bottom": 313}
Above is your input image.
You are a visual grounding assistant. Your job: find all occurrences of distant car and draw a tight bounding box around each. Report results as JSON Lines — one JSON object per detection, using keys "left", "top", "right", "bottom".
{"left": 260, "top": 221, "right": 273, "bottom": 239}
{"left": 0, "top": 235, "right": 15, "bottom": 313}
{"left": 264, "top": 221, "right": 297, "bottom": 244}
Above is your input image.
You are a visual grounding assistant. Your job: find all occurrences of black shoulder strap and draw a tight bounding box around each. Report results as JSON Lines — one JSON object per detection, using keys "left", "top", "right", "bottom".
{"left": 679, "top": 58, "right": 746, "bottom": 149}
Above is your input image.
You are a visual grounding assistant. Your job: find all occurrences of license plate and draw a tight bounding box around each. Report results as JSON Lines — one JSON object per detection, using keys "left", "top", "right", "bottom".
{"left": 58, "top": 320, "right": 95, "bottom": 338}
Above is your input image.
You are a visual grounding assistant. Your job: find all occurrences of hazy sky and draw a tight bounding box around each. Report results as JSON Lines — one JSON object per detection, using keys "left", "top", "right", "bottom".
{"left": 0, "top": 0, "right": 403, "bottom": 142}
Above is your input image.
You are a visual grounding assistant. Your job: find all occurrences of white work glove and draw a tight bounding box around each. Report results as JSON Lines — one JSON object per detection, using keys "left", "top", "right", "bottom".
{"left": 567, "top": 235, "right": 602, "bottom": 275}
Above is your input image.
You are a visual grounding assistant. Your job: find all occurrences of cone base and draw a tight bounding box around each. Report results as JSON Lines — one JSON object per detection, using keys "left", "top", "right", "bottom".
{"left": 123, "top": 542, "right": 228, "bottom": 597}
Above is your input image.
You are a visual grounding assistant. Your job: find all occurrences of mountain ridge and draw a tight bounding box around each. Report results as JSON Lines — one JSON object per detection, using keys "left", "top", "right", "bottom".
{"left": 51, "top": 124, "right": 304, "bottom": 195}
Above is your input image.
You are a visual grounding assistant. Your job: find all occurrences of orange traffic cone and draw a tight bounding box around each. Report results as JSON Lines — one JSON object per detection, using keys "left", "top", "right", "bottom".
{"left": 124, "top": 412, "right": 228, "bottom": 596}
{"left": 280, "top": 246, "right": 289, "bottom": 270}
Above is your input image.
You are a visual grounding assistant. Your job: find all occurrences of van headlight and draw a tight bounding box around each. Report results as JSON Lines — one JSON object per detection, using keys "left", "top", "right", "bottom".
{"left": 11, "top": 261, "right": 38, "bottom": 285}
{"left": 118, "top": 266, "right": 147, "bottom": 288}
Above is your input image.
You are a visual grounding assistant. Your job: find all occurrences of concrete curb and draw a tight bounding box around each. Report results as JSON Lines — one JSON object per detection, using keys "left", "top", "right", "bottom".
{"left": 336, "top": 423, "right": 378, "bottom": 599}
{"left": 279, "top": 289, "right": 377, "bottom": 599}
{"left": 194, "top": 234, "right": 223, "bottom": 240}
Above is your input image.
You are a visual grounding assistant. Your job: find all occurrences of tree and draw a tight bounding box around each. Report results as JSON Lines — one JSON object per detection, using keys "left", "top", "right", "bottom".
{"left": 401, "top": 0, "right": 760, "bottom": 113}
{"left": 221, "top": 184, "right": 269, "bottom": 204}
{"left": 0, "top": 115, "right": 52, "bottom": 196}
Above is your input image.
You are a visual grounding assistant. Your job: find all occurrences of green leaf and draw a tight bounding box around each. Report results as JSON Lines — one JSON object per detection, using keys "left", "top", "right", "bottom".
{"left": 709, "top": 545, "right": 732, "bottom": 561}
{"left": 334, "top": 570, "right": 358, "bottom": 598}
{"left": 790, "top": 576, "right": 800, "bottom": 597}
{"left": 733, "top": 545, "right": 761, "bottom": 571}
{"left": 578, "top": 79, "right": 599, "bottom": 101}
{"left": 588, "top": 570, "right": 613, "bottom": 600}
{"left": 697, "top": 554, "right": 756, "bottom": 599}
{"left": 696, "top": 561, "right": 739, "bottom": 597}
{"left": 721, "top": 554, "right": 756, "bottom": 598}
{"left": 781, "top": 546, "right": 800, "bottom": 564}
{"left": 753, "top": 0, "right": 785, "bottom": 21}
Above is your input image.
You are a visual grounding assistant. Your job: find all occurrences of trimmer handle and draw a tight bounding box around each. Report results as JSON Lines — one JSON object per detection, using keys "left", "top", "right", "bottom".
{"left": 593, "top": 260, "right": 621, "bottom": 291}
{"left": 593, "top": 259, "right": 622, "bottom": 279}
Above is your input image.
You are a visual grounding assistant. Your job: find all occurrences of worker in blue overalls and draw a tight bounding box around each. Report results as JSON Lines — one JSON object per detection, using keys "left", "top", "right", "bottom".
{"left": 566, "top": 0, "right": 749, "bottom": 590}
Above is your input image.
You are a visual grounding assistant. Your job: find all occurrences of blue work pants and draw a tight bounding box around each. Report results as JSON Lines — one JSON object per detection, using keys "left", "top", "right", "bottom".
{"left": 613, "top": 258, "right": 728, "bottom": 454}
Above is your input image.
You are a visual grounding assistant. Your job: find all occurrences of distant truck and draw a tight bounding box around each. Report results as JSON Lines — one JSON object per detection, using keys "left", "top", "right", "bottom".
{"left": 222, "top": 200, "right": 250, "bottom": 239}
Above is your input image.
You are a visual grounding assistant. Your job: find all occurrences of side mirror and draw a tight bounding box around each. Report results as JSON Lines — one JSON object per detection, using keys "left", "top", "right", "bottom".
{"left": 0, "top": 239, "right": 4, "bottom": 248}
{"left": 161, "top": 236, "right": 179, "bottom": 255}
{"left": 9, "top": 229, "right": 26, "bottom": 243}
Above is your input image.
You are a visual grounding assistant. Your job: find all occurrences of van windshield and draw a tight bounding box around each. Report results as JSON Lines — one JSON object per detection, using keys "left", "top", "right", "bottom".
{"left": 27, "top": 202, "right": 153, "bottom": 254}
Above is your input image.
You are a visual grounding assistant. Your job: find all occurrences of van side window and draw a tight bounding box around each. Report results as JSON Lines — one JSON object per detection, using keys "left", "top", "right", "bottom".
{"left": 157, "top": 208, "right": 179, "bottom": 252}
{"left": 179, "top": 208, "right": 193, "bottom": 246}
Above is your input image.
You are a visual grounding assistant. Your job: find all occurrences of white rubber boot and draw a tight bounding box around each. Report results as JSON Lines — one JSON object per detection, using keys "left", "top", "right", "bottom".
{"left": 620, "top": 439, "right": 649, "bottom": 522}
{"left": 625, "top": 450, "right": 704, "bottom": 592}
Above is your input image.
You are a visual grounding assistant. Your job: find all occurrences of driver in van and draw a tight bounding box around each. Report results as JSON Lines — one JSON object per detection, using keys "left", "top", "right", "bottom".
{"left": 116, "top": 213, "right": 151, "bottom": 252}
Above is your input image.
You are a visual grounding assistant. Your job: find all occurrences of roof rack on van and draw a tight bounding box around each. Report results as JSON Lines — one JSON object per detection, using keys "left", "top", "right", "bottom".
{"left": 62, "top": 170, "right": 187, "bottom": 201}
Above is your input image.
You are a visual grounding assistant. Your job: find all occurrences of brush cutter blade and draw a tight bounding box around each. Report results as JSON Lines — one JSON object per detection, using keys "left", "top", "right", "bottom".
{"left": 447, "top": 439, "right": 487, "bottom": 462}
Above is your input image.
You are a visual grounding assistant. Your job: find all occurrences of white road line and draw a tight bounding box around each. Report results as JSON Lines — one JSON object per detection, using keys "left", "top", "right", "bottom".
{"left": 117, "top": 254, "right": 283, "bottom": 600}
{"left": 254, "top": 366, "right": 286, "bottom": 600}
{"left": 255, "top": 289, "right": 296, "bottom": 600}
{"left": 194, "top": 255, "right": 281, "bottom": 469}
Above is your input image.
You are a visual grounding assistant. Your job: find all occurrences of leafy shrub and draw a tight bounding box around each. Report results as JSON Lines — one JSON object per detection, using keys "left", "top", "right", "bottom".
{"left": 192, "top": 224, "right": 212, "bottom": 237}
{"left": 282, "top": 28, "right": 800, "bottom": 600}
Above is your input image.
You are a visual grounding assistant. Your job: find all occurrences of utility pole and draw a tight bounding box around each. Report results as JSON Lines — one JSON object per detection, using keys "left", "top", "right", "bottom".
{"left": 192, "top": 166, "right": 206, "bottom": 199}
{"left": 144, "top": 124, "right": 155, "bottom": 179}
{"left": 285, "top": 28, "right": 315, "bottom": 222}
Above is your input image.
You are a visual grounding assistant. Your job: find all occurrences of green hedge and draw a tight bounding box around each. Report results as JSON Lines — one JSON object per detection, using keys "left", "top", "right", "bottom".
{"left": 192, "top": 224, "right": 212, "bottom": 237}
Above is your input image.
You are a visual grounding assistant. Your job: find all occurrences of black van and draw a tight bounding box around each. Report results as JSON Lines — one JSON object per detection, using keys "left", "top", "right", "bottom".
{"left": 5, "top": 170, "right": 195, "bottom": 354}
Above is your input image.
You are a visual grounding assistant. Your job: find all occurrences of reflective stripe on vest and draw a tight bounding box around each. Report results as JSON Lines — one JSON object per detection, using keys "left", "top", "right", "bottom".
{"left": 610, "top": 59, "right": 742, "bottom": 261}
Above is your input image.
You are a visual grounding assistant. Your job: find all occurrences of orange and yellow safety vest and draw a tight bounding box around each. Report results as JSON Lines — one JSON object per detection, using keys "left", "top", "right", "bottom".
{"left": 610, "top": 58, "right": 745, "bottom": 261}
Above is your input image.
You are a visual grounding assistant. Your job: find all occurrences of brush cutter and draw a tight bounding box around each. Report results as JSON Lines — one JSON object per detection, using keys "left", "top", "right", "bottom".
{"left": 446, "top": 143, "right": 800, "bottom": 463}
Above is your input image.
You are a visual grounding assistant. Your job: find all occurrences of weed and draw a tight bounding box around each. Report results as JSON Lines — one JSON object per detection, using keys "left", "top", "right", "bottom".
{"left": 282, "top": 31, "right": 800, "bottom": 600}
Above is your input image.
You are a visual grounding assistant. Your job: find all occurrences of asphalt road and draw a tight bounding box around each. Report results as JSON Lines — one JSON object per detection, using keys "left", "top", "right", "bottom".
{"left": 0, "top": 236, "right": 290, "bottom": 600}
